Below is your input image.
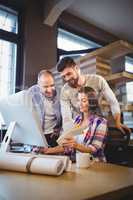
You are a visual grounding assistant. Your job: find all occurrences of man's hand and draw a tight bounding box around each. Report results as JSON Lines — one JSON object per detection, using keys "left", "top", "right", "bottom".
{"left": 114, "top": 113, "right": 131, "bottom": 134}
{"left": 116, "top": 122, "right": 131, "bottom": 134}
{"left": 50, "top": 127, "right": 61, "bottom": 138}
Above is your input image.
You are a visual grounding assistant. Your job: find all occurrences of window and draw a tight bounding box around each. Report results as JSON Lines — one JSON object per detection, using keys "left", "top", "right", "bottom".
{"left": 0, "top": 5, "right": 19, "bottom": 97}
{"left": 0, "top": 5, "right": 18, "bottom": 33}
{"left": 125, "top": 57, "right": 133, "bottom": 73}
{"left": 126, "top": 82, "right": 133, "bottom": 103}
{"left": 58, "top": 28, "right": 101, "bottom": 51}
{"left": 123, "top": 112, "right": 133, "bottom": 129}
{"left": 125, "top": 57, "right": 133, "bottom": 103}
{"left": 122, "top": 57, "right": 133, "bottom": 130}
{"left": 57, "top": 28, "right": 101, "bottom": 59}
{"left": 54, "top": 28, "right": 101, "bottom": 89}
{"left": 0, "top": 39, "right": 17, "bottom": 96}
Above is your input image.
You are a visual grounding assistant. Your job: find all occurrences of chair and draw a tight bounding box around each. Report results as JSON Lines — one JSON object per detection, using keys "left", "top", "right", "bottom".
{"left": 105, "top": 127, "right": 131, "bottom": 165}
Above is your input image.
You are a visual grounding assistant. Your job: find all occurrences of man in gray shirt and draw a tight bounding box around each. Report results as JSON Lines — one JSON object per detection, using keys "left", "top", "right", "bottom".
{"left": 28, "top": 70, "right": 62, "bottom": 147}
{"left": 56, "top": 56, "right": 130, "bottom": 134}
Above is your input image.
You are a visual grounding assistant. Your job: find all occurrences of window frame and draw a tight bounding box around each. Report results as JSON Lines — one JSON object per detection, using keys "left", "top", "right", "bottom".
{"left": 0, "top": 3, "right": 23, "bottom": 94}
{"left": 57, "top": 25, "right": 102, "bottom": 61}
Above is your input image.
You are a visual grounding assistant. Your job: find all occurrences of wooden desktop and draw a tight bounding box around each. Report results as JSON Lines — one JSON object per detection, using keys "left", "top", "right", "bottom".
{"left": 0, "top": 162, "right": 133, "bottom": 200}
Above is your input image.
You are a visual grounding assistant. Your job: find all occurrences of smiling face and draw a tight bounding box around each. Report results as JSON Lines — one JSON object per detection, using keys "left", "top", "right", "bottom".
{"left": 60, "top": 66, "right": 79, "bottom": 88}
{"left": 38, "top": 74, "right": 55, "bottom": 98}
{"left": 78, "top": 87, "right": 99, "bottom": 116}
{"left": 78, "top": 93, "right": 89, "bottom": 114}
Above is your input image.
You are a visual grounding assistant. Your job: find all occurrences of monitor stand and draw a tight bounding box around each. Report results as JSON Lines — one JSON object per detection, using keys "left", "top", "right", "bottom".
{"left": 0, "top": 121, "right": 16, "bottom": 153}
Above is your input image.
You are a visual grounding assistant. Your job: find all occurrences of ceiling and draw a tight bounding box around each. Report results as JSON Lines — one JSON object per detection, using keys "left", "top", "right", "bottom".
{"left": 4, "top": 0, "right": 133, "bottom": 44}
{"left": 67, "top": 0, "right": 133, "bottom": 43}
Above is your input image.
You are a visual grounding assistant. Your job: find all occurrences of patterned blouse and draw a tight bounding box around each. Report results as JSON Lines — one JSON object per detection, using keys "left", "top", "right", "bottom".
{"left": 65, "top": 114, "right": 107, "bottom": 162}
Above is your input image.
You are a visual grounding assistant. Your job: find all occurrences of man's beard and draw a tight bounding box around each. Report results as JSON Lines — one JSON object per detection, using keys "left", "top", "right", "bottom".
{"left": 67, "top": 77, "right": 79, "bottom": 88}
{"left": 45, "top": 89, "right": 56, "bottom": 98}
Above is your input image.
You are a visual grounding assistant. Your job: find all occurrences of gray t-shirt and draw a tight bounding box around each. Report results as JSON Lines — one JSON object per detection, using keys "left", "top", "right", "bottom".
{"left": 43, "top": 98, "right": 57, "bottom": 135}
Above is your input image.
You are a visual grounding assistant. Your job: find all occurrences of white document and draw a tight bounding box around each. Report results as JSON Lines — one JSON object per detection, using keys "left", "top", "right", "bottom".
{"left": 57, "top": 125, "right": 86, "bottom": 145}
{"left": 0, "top": 153, "right": 69, "bottom": 176}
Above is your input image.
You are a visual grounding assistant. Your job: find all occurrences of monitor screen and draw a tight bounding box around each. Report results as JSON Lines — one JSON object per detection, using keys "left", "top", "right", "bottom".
{"left": 0, "top": 90, "right": 47, "bottom": 147}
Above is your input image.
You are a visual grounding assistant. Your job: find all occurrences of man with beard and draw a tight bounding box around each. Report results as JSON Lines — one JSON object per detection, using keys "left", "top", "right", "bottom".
{"left": 56, "top": 56, "right": 130, "bottom": 134}
{"left": 28, "top": 70, "right": 62, "bottom": 147}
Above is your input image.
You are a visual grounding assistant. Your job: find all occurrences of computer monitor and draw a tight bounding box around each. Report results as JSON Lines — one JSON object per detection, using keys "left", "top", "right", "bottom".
{"left": 0, "top": 90, "right": 47, "bottom": 147}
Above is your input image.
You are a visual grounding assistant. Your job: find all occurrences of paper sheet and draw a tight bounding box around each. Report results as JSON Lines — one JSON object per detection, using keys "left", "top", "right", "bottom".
{"left": 57, "top": 125, "right": 86, "bottom": 145}
{"left": 0, "top": 153, "right": 69, "bottom": 176}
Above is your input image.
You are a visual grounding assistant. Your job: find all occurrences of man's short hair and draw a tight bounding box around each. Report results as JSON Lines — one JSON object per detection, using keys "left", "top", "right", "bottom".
{"left": 37, "top": 70, "right": 53, "bottom": 81}
{"left": 56, "top": 57, "right": 76, "bottom": 72}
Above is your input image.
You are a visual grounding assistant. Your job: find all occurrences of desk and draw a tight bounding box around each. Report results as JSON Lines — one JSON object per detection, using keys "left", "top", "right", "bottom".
{"left": 0, "top": 163, "right": 133, "bottom": 200}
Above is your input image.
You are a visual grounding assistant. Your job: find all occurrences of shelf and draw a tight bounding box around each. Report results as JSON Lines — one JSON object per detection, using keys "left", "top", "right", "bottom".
{"left": 105, "top": 71, "right": 133, "bottom": 83}
{"left": 121, "top": 104, "right": 133, "bottom": 112}
{"left": 100, "top": 101, "right": 133, "bottom": 112}
{"left": 77, "top": 40, "right": 133, "bottom": 63}
{"left": 75, "top": 40, "right": 133, "bottom": 115}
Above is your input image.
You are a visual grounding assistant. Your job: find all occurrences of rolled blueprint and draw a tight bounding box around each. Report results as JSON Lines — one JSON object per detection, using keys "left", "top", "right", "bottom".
{"left": 0, "top": 153, "right": 69, "bottom": 176}
{"left": 15, "top": 153, "right": 70, "bottom": 172}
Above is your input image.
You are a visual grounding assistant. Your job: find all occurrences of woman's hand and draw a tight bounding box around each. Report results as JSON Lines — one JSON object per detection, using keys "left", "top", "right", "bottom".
{"left": 62, "top": 136, "right": 78, "bottom": 149}
{"left": 32, "top": 146, "right": 48, "bottom": 154}
{"left": 62, "top": 137, "right": 92, "bottom": 153}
